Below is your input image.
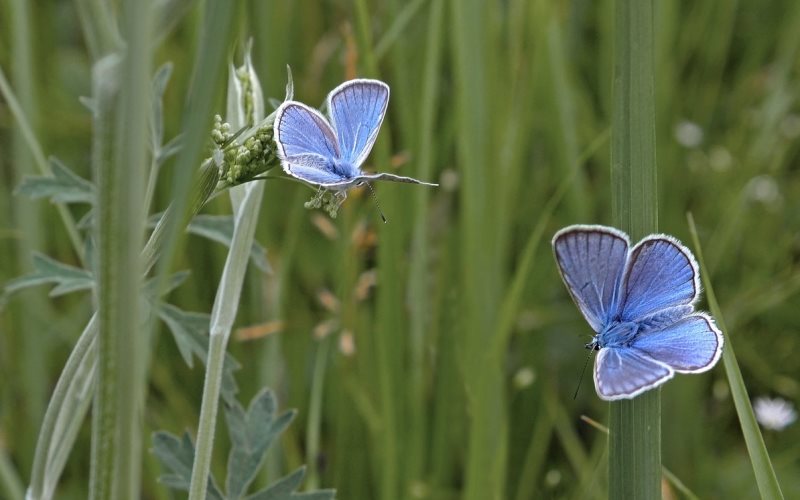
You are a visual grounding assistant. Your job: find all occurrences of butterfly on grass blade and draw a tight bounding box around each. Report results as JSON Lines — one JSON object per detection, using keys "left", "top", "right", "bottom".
{"left": 552, "top": 225, "right": 724, "bottom": 400}
{"left": 273, "top": 79, "right": 437, "bottom": 218}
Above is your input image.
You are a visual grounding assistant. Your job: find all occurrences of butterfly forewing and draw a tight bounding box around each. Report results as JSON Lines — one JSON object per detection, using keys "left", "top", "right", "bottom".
{"left": 328, "top": 80, "right": 389, "bottom": 168}
{"left": 274, "top": 102, "right": 340, "bottom": 177}
{"left": 631, "top": 312, "right": 723, "bottom": 373}
{"left": 552, "top": 226, "right": 630, "bottom": 332}
{"left": 619, "top": 236, "right": 700, "bottom": 322}
{"left": 594, "top": 347, "right": 673, "bottom": 400}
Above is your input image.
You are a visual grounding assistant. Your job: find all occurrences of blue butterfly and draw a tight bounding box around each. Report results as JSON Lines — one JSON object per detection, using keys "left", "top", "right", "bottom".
{"left": 552, "top": 225, "right": 724, "bottom": 400}
{"left": 273, "top": 79, "right": 437, "bottom": 200}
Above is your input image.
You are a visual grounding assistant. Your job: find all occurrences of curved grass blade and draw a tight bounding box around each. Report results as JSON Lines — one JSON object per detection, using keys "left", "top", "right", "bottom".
{"left": 687, "top": 213, "right": 784, "bottom": 499}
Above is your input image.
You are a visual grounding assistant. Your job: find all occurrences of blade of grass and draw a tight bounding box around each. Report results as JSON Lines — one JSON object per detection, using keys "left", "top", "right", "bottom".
{"left": 0, "top": 447, "right": 25, "bottom": 500}
{"left": 687, "top": 213, "right": 784, "bottom": 499}
{"left": 407, "top": 0, "right": 445, "bottom": 488}
{"left": 609, "top": 0, "right": 660, "bottom": 498}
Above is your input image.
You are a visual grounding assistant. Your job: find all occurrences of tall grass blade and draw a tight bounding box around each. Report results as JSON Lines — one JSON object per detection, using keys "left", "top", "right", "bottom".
{"left": 687, "top": 214, "right": 784, "bottom": 500}
{"left": 609, "top": 0, "right": 660, "bottom": 498}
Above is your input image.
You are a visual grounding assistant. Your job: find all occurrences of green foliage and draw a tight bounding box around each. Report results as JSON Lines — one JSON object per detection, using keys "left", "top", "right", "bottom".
{"left": 14, "top": 158, "right": 95, "bottom": 205}
{"left": 3, "top": 252, "right": 92, "bottom": 298}
{"left": 152, "top": 390, "right": 333, "bottom": 500}
{"left": 187, "top": 215, "right": 271, "bottom": 273}
{"left": 2, "top": 1, "right": 800, "bottom": 499}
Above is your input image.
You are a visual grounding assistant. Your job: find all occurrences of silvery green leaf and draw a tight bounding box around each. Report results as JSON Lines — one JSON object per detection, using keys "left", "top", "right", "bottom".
{"left": 3, "top": 252, "right": 92, "bottom": 298}
{"left": 151, "top": 62, "right": 173, "bottom": 149}
{"left": 226, "top": 40, "right": 264, "bottom": 130}
{"left": 225, "top": 389, "right": 296, "bottom": 499}
{"left": 15, "top": 157, "right": 95, "bottom": 204}
{"left": 188, "top": 215, "right": 271, "bottom": 273}
{"left": 142, "top": 270, "right": 191, "bottom": 299}
{"left": 156, "top": 134, "right": 183, "bottom": 165}
{"left": 156, "top": 303, "right": 240, "bottom": 401}
{"left": 151, "top": 431, "right": 224, "bottom": 500}
{"left": 245, "top": 467, "right": 336, "bottom": 500}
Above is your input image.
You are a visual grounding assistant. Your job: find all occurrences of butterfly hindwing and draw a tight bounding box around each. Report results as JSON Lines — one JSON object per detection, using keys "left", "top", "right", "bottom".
{"left": 594, "top": 347, "right": 674, "bottom": 400}
{"left": 552, "top": 226, "right": 630, "bottom": 332}
{"left": 328, "top": 79, "right": 389, "bottom": 167}
{"left": 631, "top": 312, "right": 723, "bottom": 373}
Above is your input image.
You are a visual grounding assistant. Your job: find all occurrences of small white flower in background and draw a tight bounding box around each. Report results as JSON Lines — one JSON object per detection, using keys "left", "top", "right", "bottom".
{"left": 754, "top": 397, "right": 797, "bottom": 431}
{"left": 745, "top": 175, "right": 781, "bottom": 205}
{"left": 674, "top": 120, "right": 704, "bottom": 148}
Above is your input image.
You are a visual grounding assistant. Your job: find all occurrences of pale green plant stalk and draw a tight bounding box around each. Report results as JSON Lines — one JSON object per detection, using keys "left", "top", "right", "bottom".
{"left": 7, "top": 0, "right": 49, "bottom": 475}
{"left": 187, "top": 50, "right": 269, "bottom": 500}
{"left": 609, "top": 0, "right": 660, "bottom": 498}
{"left": 89, "top": 0, "right": 152, "bottom": 496}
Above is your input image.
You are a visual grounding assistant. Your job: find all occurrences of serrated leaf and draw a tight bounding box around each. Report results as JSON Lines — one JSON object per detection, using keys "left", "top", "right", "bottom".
{"left": 151, "top": 431, "right": 224, "bottom": 500}
{"left": 15, "top": 157, "right": 95, "bottom": 204}
{"left": 224, "top": 389, "right": 296, "bottom": 499}
{"left": 245, "top": 467, "right": 336, "bottom": 500}
{"left": 187, "top": 215, "right": 271, "bottom": 273}
{"left": 3, "top": 252, "right": 93, "bottom": 298}
{"left": 156, "top": 303, "right": 240, "bottom": 401}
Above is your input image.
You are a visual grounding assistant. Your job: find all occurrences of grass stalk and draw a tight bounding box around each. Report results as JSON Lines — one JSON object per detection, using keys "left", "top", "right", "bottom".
{"left": 608, "top": 0, "right": 660, "bottom": 498}
{"left": 687, "top": 214, "right": 784, "bottom": 499}
{"left": 407, "top": 0, "right": 445, "bottom": 487}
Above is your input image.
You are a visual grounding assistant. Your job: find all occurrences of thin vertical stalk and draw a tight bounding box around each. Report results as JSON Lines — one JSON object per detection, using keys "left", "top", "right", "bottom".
{"left": 609, "top": 0, "right": 660, "bottom": 498}
{"left": 304, "top": 336, "right": 331, "bottom": 490}
{"left": 352, "top": 1, "right": 400, "bottom": 499}
{"left": 89, "top": 0, "right": 151, "bottom": 497}
{"left": 187, "top": 182, "right": 265, "bottom": 500}
{"left": 7, "top": 0, "right": 48, "bottom": 475}
{"left": 407, "top": 0, "right": 444, "bottom": 486}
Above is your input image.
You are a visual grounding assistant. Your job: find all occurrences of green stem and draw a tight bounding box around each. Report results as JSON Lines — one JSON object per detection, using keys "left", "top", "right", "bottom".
{"left": 188, "top": 332, "right": 227, "bottom": 500}
{"left": 305, "top": 336, "right": 332, "bottom": 490}
{"left": 89, "top": 0, "right": 152, "bottom": 496}
{"left": 188, "top": 181, "right": 265, "bottom": 500}
{"left": 27, "top": 161, "right": 219, "bottom": 500}
{"left": 609, "top": 0, "right": 660, "bottom": 498}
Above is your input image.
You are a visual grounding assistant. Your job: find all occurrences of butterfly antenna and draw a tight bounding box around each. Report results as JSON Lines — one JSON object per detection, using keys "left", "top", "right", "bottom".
{"left": 574, "top": 348, "right": 595, "bottom": 400}
{"left": 364, "top": 182, "right": 387, "bottom": 223}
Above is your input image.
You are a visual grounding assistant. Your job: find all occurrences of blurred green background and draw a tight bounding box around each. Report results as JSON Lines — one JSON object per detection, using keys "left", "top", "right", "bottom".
{"left": 1, "top": 0, "right": 799, "bottom": 498}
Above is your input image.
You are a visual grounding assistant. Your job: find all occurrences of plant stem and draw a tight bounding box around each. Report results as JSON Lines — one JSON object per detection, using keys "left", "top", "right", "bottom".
{"left": 188, "top": 181, "right": 265, "bottom": 500}
{"left": 609, "top": 0, "right": 660, "bottom": 498}
{"left": 89, "top": 0, "right": 151, "bottom": 496}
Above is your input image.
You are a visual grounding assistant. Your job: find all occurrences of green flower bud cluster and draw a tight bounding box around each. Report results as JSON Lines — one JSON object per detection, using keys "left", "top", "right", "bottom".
{"left": 304, "top": 188, "right": 347, "bottom": 218}
{"left": 211, "top": 114, "right": 278, "bottom": 186}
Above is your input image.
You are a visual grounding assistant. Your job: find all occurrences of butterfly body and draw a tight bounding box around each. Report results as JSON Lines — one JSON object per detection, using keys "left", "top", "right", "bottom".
{"left": 273, "top": 79, "right": 437, "bottom": 196}
{"left": 552, "top": 224, "right": 723, "bottom": 400}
